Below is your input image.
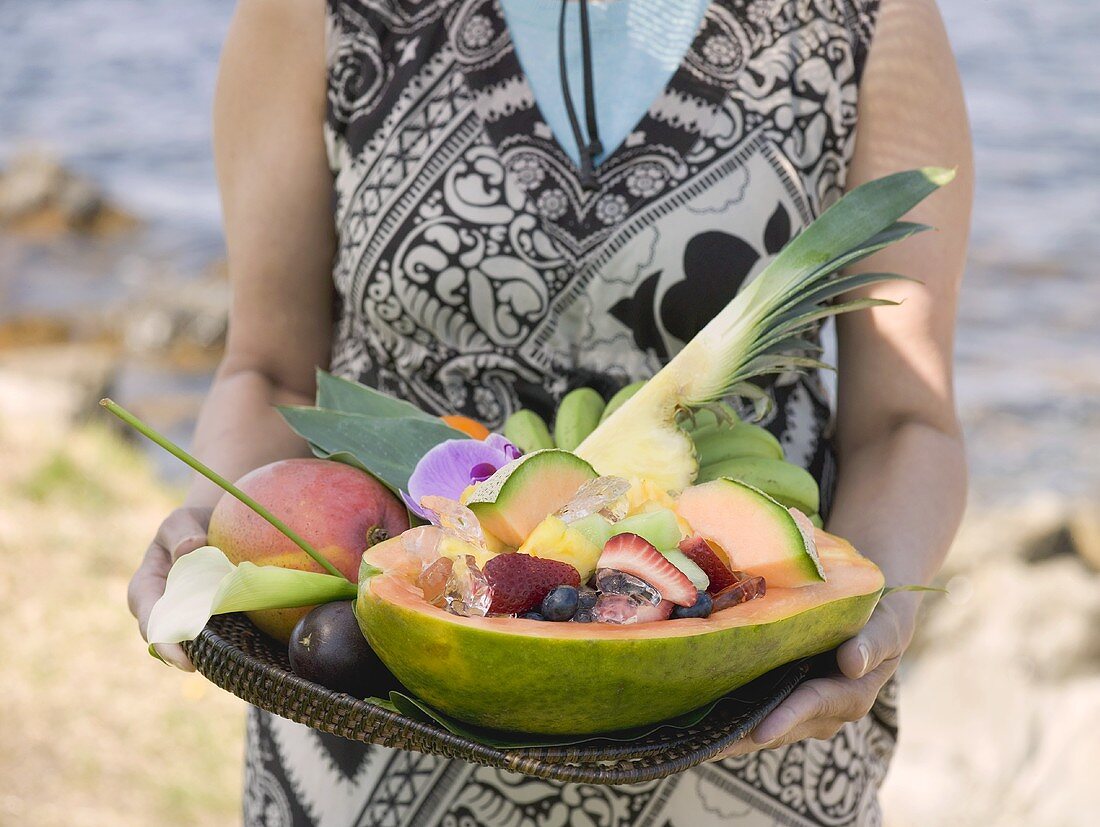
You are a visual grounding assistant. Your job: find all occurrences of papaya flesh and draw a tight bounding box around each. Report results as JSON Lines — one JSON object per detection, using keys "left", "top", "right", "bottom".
{"left": 355, "top": 531, "right": 883, "bottom": 735}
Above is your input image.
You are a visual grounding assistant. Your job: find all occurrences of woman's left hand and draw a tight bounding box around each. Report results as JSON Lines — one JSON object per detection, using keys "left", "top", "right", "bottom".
{"left": 711, "top": 592, "right": 919, "bottom": 760}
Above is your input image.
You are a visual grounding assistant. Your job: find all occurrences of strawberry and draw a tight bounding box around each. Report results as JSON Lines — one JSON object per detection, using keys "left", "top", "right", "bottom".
{"left": 484, "top": 553, "right": 580, "bottom": 615}
{"left": 634, "top": 599, "right": 675, "bottom": 623}
{"left": 678, "top": 535, "right": 738, "bottom": 595}
{"left": 597, "top": 533, "right": 697, "bottom": 606}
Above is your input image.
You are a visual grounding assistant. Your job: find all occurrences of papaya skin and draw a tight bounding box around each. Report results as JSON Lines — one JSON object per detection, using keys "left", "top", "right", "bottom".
{"left": 208, "top": 459, "right": 408, "bottom": 643}
{"left": 356, "top": 531, "right": 883, "bottom": 735}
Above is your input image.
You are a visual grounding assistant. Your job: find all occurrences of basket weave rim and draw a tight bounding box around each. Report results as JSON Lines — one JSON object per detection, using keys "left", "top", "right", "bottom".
{"left": 184, "top": 613, "right": 809, "bottom": 784}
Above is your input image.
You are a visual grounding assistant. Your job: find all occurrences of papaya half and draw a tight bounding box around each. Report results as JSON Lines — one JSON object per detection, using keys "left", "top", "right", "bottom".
{"left": 355, "top": 531, "right": 883, "bottom": 735}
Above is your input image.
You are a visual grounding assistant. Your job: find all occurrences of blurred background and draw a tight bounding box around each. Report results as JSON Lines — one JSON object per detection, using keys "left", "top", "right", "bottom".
{"left": 1, "top": 1, "right": 1097, "bottom": 824}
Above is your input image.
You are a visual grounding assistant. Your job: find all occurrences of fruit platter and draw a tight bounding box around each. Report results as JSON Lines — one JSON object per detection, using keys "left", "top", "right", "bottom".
{"left": 107, "top": 169, "right": 951, "bottom": 782}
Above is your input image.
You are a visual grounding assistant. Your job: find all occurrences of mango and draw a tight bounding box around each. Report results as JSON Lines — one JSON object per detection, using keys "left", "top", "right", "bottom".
{"left": 208, "top": 458, "right": 408, "bottom": 643}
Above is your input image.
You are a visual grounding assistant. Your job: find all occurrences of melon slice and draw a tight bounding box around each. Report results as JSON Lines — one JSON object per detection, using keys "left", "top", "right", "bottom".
{"left": 357, "top": 529, "right": 883, "bottom": 734}
{"left": 662, "top": 549, "right": 710, "bottom": 591}
{"left": 677, "top": 479, "right": 824, "bottom": 588}
{"left": 466, "top": 450, "right": 596, "bottom": 547}
{"left": 569, "top": 512, "right": 613, "bottom": 549}
{"left": 610, "top": 509, "right": 682, "bottom": 550}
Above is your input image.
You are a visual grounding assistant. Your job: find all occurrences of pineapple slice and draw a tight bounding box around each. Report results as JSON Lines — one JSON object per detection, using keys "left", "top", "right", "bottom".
{"left": 576, "top": 168, "right": 954, "bottom": 492}
{"left": 518, "top": 515, "right": 603, "bottom": 582}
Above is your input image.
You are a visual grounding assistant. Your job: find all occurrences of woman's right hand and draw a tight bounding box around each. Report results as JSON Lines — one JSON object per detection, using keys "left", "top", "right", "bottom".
{"left": 128, "top": 505, "right": 214, "bottom": 671}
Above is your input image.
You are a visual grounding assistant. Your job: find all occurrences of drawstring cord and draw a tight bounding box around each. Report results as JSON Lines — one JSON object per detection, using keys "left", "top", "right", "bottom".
{"left": 558, "top": 0, "right": 602, "bottom": 188}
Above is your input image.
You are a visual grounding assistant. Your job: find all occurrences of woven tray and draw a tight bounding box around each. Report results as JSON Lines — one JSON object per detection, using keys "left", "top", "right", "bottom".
{"left": 184, "top": 613, "right": 810, "bottom": 784}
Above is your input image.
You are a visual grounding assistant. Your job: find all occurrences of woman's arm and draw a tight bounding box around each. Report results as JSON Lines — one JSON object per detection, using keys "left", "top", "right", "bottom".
{"left": 127, "top": 0, "right": 333, "bottom": 669}
{"left": 721, "top": 0, "right": 974, "bottom": 752}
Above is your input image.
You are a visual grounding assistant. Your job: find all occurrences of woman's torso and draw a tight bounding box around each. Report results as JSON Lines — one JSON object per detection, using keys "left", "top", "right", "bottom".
{"left": 245, "top": 1, "right": 896, "bottom": 824}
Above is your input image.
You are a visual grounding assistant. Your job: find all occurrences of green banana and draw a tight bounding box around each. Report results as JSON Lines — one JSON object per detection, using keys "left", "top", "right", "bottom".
{"left": 553, "top": 388, "right": 606, "bottom": 451}
{"left": 692, "top": 422, "right": 784, "bottom": 465}
{"left": 695, "top": 456, "right": 820, "bottom": 514}
{"left": 503, "top": 409, "right": 554, "bottom": 453}
{"left": 600, "top": 380, "right": 646, "bottom": 422}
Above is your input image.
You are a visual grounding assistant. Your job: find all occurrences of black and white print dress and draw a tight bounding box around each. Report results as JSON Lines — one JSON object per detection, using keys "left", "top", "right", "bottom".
{"left": 245, "top": 1, "right": 898, "bottom": 824}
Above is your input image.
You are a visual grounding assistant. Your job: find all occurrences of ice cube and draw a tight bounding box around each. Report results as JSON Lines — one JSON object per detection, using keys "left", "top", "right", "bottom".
{"left": 576, "top": 587, "right": 599, "bottom": 614}
{"left": 712, "top": 575, "right": 766, "bottom": 611}
{"left": 417, "top": 556, "right": 453, "bottom": 607}
{"left": 593, "top": 593, "right": 640, "bottom": 624}
{"left": 401, "top": 525, "right": 444, "bottom": 570}
{"left": 556, "top": 475, "right": 630, "bottom": 524}
{"left": 420, "top": 495, "right": 486, "bottom": 548}
{"left": 595, "top": 568, "right": 661, "bottom": 606}
{"left": 444, "top": 554, "right": 492, "bottom": 617}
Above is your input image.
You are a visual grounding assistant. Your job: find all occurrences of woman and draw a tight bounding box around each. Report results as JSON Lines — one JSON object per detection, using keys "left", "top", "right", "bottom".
{"left": 129, "top": 0, "right": 972, "bottom": 823}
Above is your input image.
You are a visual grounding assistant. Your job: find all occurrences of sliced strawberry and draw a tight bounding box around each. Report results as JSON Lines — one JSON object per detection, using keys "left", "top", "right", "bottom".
{"left": 678, "top": 535, "right": 738, "bottom": 595}
{"left": 483, "top": 553, "right": 580, "bottom": 615}
{"left": 597, "top": 533, "right": 697, "bottom": 606}
{"left": 634, "top": 599, "right": 674, "bottom": 623}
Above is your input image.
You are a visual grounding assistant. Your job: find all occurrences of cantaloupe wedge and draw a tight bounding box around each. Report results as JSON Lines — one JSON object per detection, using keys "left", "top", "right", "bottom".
{"left": 466, "top": 450, "right": 596, "bottom": 547}
{"left": 677, "top": 479, "right": 825, "bottom": 588}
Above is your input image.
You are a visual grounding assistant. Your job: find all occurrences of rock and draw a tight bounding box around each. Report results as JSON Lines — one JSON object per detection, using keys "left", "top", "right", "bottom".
{"left": 0, "top": 150, "right": 137, "bottom": 237}
{"left": 0, "top": 344, "right": 118, "bottom": 431}
{"left": 1068, "top": 504, "right": 1100, "bottom": 572}
{"left": 882, "top": 504, "right": 1100, "bottom": 827}
{"left": 117, "top": 276, "right": 229, "bottom": 365}
{"left": 0, "top": 316, "right": 73, "bottom": 350}
{"left": 55, "top": 176, "right": 103, "bottom": 228}
{"left": 0, "top": 152, "right": 63, "bottom": 219}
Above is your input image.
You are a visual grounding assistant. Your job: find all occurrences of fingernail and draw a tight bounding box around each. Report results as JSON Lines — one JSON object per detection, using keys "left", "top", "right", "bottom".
{"left": 857, "top": 643, "right": 870, "bottom": 677}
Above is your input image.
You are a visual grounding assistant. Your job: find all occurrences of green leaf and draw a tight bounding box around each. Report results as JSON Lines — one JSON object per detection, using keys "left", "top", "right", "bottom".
{"left": 385, "top": 689, "right": 727, "bottom": 749}
{"left": 767, "top": 272, "right": 919, "bottom": 323}
{"left": 727, "top": 382, "right": 774, "bottom": 421}
{"left": 146, "top": 546, "right": 357, "bottom": 645}
{"left": 882, "top": 584, "right": 948, "bottom": 598}
{"left": 315, "top": 370, "right": 443, "bottom": 423}
{"left": 762, "top": 174, "right": 945, "bottom": 295}
{"left": 278, "top": 406, "right": 466, "bottom": 493}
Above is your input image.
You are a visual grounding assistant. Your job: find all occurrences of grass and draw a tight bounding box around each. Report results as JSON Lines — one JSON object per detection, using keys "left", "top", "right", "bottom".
{"left": 0, "top": 420, "right": 244, "bottom": 826}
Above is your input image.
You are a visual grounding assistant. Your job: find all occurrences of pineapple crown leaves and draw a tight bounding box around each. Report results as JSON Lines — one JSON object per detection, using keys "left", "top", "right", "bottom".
{"left": 683, "top": 167, "right": 953, "bottom": 406}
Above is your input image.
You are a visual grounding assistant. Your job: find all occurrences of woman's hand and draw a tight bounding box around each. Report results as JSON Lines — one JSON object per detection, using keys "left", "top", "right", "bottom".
{"left": 127, "top": 506, "right": 214, "bottom": 672}
{"left": 711, "top": 592, "right": 919, "bottom": 759}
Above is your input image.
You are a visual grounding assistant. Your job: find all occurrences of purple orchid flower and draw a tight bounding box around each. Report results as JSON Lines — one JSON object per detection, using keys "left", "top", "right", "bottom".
{"left": 401, "top": 434, "right": 521, "bottom": 522}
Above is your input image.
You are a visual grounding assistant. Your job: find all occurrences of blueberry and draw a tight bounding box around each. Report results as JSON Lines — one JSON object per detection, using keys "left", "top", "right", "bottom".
{"left": 523, "top": 611, "right": 546, "bottom": 621}
{"left": 540, "top": 585, "right": 579, "bottom": 621}
{"left": 671, "top": 590, "right": 714, "bottom": 619}
{"left": 573, "top": 609, "right": 595, "bottom": 623}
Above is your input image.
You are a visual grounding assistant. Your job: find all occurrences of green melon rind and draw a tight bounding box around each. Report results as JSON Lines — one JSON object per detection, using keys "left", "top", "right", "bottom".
{"left": 355, "top": 584, "right": 879, "bottom": 735}
{"left": 465, "top": 449, "right": 595, "bottom": 506}
{"left": 736, "top": 479, "right": 823, "bottom": 584}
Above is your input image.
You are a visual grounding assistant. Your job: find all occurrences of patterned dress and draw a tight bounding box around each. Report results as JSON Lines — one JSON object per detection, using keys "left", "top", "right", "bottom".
{"left": 244, "top": 1, "right": 898, "bottom": 824}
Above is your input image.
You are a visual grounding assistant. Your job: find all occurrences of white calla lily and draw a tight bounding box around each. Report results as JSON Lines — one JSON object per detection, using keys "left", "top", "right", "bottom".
{"left": 146, "top": 546, "right": 357, "bottom": 645}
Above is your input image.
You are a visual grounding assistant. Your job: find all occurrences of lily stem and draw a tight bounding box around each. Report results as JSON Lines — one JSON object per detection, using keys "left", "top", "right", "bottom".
{"left": 100, "top": 398, "right": 344, "bottom": 578}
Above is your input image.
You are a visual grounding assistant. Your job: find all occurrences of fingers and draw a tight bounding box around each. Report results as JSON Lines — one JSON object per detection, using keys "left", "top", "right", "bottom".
{"left": 837, "top": 592, "right": 918, "bottom": 679}
{"left": 751, "top": 657, "right": 899, "bottom": 746}
{"left": 158, "top": 506, "right": 215, "bottom": 562}
{"left": 709, "top": 595, "right": 920, "bottom": 762}
{"left": 127, "top": 507, "right": 212, "bottom": 672}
